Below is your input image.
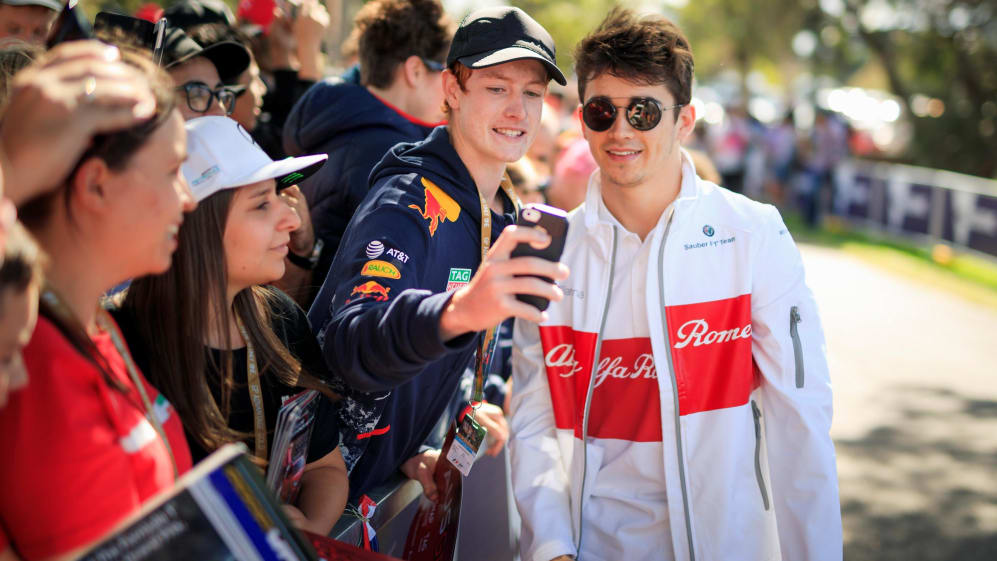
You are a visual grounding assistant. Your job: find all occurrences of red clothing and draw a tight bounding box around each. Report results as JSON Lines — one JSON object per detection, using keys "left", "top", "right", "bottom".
{"left": 0, "top": 316, "right": 192, "bottom": 560}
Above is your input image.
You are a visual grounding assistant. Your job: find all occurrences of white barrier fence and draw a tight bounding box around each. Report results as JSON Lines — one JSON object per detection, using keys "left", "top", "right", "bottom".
{"left": 833, "top": 160, "right": 997, "bottom": 258}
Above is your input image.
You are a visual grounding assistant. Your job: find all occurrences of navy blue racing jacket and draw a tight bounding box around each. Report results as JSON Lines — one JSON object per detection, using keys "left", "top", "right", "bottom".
{"left": 308, "top": 126, "right": 517, "bottom": 500}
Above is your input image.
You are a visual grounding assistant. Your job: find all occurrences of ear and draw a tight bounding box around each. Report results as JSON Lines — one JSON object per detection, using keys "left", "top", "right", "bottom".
{"left": 676, "top": 103, "right": 697, "bottom": 144}
{"left": 69, "top": 157, "right": 111, "bottom": 215}
{"left": 401, "top": 55, "right": 423, "bottom": 89}
{"left": 441, "top": 68, "right": 461, "bottom": 113}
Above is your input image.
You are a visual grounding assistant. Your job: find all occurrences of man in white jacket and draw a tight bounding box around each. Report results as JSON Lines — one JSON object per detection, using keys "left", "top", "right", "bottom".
{"left": 507, "top": 8, "right": 842, "bottom": 561}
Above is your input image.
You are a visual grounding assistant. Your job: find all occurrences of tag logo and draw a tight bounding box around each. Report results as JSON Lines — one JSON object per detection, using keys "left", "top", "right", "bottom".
{"left": 361, "top": 260, "right": 401, "bottom": 279}
{"left": 446, "top": 268, "right": 471, "bottom": 291}
{"left": 366, "top": 240, "right": 384, "bottom": 259}
{"left": 703, "top": 224, "right": 715, "bottom": 237}
{"left": 409, "top": 177, "right": 461, "bottom": 237}
{"left": 348, "top": 280, "right": 391, "bottom": 303}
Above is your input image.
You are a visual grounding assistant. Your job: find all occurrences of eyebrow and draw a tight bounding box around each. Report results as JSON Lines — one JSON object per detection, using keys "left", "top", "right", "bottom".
{"left": 248, "top": 184, "right": 272, "bottom": 199}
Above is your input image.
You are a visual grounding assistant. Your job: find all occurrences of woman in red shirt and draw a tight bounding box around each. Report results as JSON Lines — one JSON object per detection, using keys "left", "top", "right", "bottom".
{"left": 0, "top": 49, "right": 197, "bottom": 560}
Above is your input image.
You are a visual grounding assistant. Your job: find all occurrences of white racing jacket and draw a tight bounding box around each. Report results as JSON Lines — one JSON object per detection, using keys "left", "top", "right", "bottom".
{"left": 508, "top": 152, "right": 842, "bottom": 561}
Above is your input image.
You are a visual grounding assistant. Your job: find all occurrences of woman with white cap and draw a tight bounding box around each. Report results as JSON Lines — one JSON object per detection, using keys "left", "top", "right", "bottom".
{"left": 112, "top": 116, "right": 348, "bottom": 534}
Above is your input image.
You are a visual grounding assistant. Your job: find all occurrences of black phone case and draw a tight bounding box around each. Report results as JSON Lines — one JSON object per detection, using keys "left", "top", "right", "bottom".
{"left": 45, "top": 0, "right": 93, "bottom": 49}
{"left": 510, "top": 204, "right": 569, "bottom": 311}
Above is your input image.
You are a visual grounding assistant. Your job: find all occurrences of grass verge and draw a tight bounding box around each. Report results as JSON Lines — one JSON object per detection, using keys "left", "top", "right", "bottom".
{"left": 784, "top": 213, "right": 997, "bottom": 312}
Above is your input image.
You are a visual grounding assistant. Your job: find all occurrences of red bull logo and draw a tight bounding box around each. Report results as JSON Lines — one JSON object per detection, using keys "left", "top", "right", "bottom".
{"left": 350, "top": 280, "right": 391, "bottom": 302}
{"left": 409, "top": 177, "right": 461, "bottom": 237}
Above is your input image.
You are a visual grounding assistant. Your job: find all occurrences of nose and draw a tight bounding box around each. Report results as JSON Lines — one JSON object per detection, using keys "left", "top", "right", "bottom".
{"left": 607, "top": 106, "right": 634, "bottom": 139}
{"left": 278, "top": 198, "right": 302, "bottom": 232}
{"left": 504, "top": 91, "right": 527, "bottom": 120}
{"left": 177, "top": 176, "right": 197, "bottom": 212}
{"left": 206, "top": 94, "right": 227, "bottom": 117}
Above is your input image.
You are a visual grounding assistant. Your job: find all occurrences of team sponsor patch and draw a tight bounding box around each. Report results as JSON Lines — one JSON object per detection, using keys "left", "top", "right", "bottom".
{"left": 409, "top": 177, "right": 461, "bottom": 237}
{"left": 386, "top": 247, "right": 409, "bottom": 263}
{"left": 348, "top": 280, "right": 391, "bottom": 303}
{"left": 153, "top": 394, "right": 172, "bottom": 424}
{"left": 446, "top": 268, "right": 471, "bottom": 291}
{"left": 366, "top": 240, "right": 384, "bottom": 259}
{"left": 540, "top": 327, "right": 661, "bottom": 442}
{"left": 365, "top": 240, "right": 410, "bottom": 263}
{"left": 361, "top": 260, "right": 401, "bottom": 279}
{"left": 664, "top": 294, "right": 754, "bottom": 415}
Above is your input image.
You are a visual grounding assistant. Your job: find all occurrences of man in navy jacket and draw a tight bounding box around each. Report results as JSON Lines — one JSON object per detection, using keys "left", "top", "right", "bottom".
{"left": 309, "top": 6, "right": 569, "bottom": 501}
{"left": 283, "top": 0, "right": 453, "bottom": 299}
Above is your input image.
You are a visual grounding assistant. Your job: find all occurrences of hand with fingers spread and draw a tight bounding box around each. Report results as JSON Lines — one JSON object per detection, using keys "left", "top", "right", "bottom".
{"left": 0, "top": 40, "right": 157, "bottom": 205}
{"left": 401, "top": 449, "right": 441, "bottom": 502}
{"left": 440, "top": 224, "right": 570, "bottom": 341}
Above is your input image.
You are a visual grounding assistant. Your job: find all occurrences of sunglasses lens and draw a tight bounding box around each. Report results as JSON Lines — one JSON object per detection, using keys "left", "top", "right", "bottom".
{"left": 583, "top": 98, "right": 617, "bottom": 132}
{"left": 627, "top": 98, "right": 662, "bottom": 131}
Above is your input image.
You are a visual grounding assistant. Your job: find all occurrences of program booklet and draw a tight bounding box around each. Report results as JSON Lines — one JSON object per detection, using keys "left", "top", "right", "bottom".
{"left": 79, "top": 443, "right": 319, "bottom": 561}
{"left": 266, "top": 389, "right": 320, "bottom": 504}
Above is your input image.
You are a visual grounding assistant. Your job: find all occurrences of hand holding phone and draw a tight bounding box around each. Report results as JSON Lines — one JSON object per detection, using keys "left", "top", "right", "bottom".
{"left": 510, "top": 204, "right": 569, "bottom": 311}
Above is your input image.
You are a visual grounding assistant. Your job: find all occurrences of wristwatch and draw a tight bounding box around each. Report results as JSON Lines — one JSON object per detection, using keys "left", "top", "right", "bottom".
{"left": 287, "top": 238, "right": 324, "bottom": 270}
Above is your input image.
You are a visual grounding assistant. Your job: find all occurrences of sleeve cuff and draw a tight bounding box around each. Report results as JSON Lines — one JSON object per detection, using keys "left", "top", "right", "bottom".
{"left": 532, "top": 540, "right": 576, "bottom": 561}
{"left": 413, "top": 291, "right": 478, "bottom": 356}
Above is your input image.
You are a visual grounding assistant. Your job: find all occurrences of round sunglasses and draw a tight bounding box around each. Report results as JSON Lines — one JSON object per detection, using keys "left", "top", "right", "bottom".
{"left": 582, "top": 96, "right": 685, "bottom": 132}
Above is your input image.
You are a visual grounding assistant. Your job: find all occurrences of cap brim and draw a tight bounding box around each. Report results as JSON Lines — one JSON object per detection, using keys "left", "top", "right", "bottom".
{"left": 2, "top": 0, "right": 60, "bottom": 10}
{"left": 459, "top": 47, "right": 567, "bottom": 86}
{"left": 221, "top": 154, "right": 328, "bottom": 191}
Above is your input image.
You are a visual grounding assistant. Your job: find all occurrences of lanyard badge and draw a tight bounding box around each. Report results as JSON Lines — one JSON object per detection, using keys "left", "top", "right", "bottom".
{"left": 445, "top": 406, "right": 487, "bottom": 477}
{"left": 444, "top": 176, "right": 519, "bottom": 477}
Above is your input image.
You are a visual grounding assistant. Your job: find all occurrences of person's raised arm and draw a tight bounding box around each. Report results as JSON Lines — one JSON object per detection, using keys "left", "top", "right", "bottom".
{"left": 0, "top": 41, "right": 155, "bottom": 205}
{"left": 439, "top": 224, "right": 569, "bottom": 341}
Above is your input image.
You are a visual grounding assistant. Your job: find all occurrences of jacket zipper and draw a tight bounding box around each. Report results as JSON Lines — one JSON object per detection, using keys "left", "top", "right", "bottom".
{"left": 750, "top": 400, "right": 770, "bottom": 510}
{"left": 576, "top": 225, "right": 618, "bottom": 556}
{"left": 655, "top": 210, "right": 697, "bottom": 561}
{"left": 790, "top": 306, "right": 804, "bottom": 388}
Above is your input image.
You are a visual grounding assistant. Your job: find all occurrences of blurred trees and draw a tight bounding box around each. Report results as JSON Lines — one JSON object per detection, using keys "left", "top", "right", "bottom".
{"left": 834, "top": 0, "right": 997, "bottom": 177}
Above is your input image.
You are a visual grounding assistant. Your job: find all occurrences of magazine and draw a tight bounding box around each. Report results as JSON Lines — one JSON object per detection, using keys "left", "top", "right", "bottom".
{"left": 79, "top": 443, "right": 319, "bottom": 561}
{"left": 266, "top": 389, "right": 320, "bottom": 504}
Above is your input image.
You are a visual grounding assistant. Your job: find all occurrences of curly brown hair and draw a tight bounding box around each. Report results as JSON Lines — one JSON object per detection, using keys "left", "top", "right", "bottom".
{"left": 574, "top": 8, "right": 694, "bottom": 120}
{"left": 355, "top": 0, "right": 452, "bottom": 88}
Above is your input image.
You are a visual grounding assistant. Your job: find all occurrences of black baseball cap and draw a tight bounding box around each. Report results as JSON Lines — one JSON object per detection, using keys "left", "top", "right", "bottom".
{"left": 163, "top": 0, "right": 235, "bottom": 30}
{"left": 446, "top": 6, "right": 566, "bottom": 86}
{"left": 161, "top": 26, "right": 249, "bottom": 83}
{"left": 1, "top": 0, "right": 61, "bottom": 11}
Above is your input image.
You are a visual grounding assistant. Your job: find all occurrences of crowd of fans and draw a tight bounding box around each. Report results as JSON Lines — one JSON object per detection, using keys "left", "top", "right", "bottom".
{"left": 0, "top": 0, "right": 842, "bottom": 559}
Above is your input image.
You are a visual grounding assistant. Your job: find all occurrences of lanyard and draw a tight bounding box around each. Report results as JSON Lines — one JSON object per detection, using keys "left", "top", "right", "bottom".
{"left": 470, "top": 175, "right": 521, "bottom": 413}
{"left": 96, "top": 308, "right": 180, "bottom": 479}
{"left": 234, "top": 316, "right": 268, "bottom": 460}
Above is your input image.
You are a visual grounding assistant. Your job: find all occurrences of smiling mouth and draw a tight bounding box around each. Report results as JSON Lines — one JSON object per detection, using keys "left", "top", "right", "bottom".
{"left": 607, "top": 149, "right": 641, "bottom": 156}
{"left": 494, "top": 128, "right": 525, "bottom": 138}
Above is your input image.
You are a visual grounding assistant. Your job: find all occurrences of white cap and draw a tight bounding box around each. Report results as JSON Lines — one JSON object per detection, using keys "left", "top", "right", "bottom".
{"left": 182, "top": 116, "right": 327, "bottom": 202}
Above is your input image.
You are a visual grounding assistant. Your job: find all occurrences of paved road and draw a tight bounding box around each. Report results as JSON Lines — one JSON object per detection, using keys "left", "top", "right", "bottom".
{"left": 800, "top": 244, "right": 997, "bottom": 560}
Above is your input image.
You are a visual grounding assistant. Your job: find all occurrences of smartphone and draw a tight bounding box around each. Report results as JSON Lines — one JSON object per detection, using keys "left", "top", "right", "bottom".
{"left": 45, "top": 0, "right": 93, "bottom": 49}
{"left": 510, "top": 204, "right": 569, "bottom": 311}
{"left": 94, "top": 12, "right": 153, "bottom": 44}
